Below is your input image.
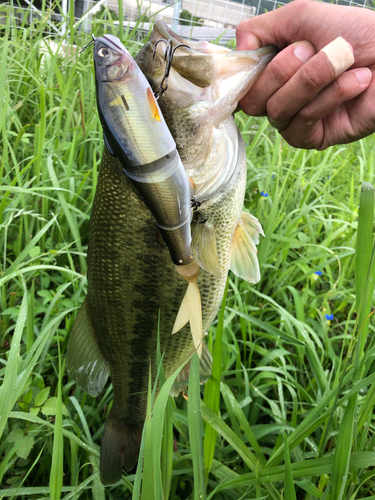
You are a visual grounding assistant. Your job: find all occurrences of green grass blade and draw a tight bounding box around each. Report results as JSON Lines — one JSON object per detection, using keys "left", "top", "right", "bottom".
{"left": 141, "top": 365, "right": 154, "bottom": 500}
{"left": 355, "top": 182, "right": 375, "bottom": 362}
{"left": 0, "top": 286, "right": 28, "bottom": 439}
{"left": 46, "top": 155, "right": 87, "bottom": 273}
{"left": 49, "top": 342, "right": 64, "bottom": 500}
{"left": 215, "top": 452, "right": 375, "bottom": 491}
{"left": 329, "top": 394, "right": 356, "bottom": 500}
{"left": 284, "top": 433, "right": 296, "bottom": 500}
{"left": 220, "top": 382, "right": 266, "bottom": 464}
{"left": 203, "top": 278, "right": 229, "bottom": 476}
{"left": 152, "top": 356, "right": 192, "bottom": 498}
{"left": 188, "top": 353, "right": 206, "bottom": 500}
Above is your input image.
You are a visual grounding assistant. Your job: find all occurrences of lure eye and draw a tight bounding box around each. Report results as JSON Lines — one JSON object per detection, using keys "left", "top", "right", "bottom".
{"left": 98, "top": 47, "right": 109, "bottom": 58}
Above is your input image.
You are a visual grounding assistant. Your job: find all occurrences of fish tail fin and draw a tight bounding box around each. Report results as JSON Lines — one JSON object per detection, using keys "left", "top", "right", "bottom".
{"left": 100, "top": 414, "right": 143, "bottom": 485}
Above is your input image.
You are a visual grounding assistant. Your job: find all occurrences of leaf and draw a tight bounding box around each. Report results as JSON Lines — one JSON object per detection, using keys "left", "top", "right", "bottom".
{"left": 28, "top": 246, "right": 40, "bottom": 258}
{"left": 284, "top": 433, "right": 296, "bottom": 500}
{"left": 6, "top": 429, "right": 24, "bottom": 443}
{"left": 34, "top": 387, "right": 50, "bottom": 407}
{"left": 16, "top": 436, "right": 35, "bottom": 460}
{"left": 204, "top": 278, "right": 229, "bottom": 476}
{"left": 41, "top": 397, "right": 69, "bottom": 417}
{"left": 330, "top": 394, "right": 356, "bottom": 500}
{"left": 188, "top": 353, "right": 206, "bottom": 500}
{"left": 355, "top": 182, "right": 375, "bottom": 360}
{"left": 49, "top": 346, "right": 64, "bottom": 500}
{"left": 141, "top": 365, "right": 153, "bottom": 500}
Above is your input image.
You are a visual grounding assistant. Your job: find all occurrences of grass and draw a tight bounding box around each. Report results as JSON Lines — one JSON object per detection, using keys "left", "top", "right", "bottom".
{"left": 1, "top": 5, "right": 375, "bottom": 499}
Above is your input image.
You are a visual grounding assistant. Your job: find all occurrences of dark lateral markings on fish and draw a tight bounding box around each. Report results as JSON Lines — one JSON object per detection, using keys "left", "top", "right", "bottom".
{"left": 121, "top": 95, "right": 130, "bottom": 110}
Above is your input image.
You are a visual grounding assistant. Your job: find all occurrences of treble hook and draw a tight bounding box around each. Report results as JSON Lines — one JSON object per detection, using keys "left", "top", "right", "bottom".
{"left": 152, "top": 39, "right": 191, "bottom": 99}
{"left": 79, "top": 34, "right": 96, "bottom": 54}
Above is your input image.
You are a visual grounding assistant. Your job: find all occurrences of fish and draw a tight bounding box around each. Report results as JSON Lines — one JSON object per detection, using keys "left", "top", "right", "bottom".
{"left": 93, "top": 34, "right": 193, "bottom": 268}
{"left": 66, "top": 30, "right": 275, "bottom": 486}
{"left": 92, "top": 34, "right": 203, "bottom": 349}
{"left": 135, "top": 21, "right": 275, "bottom": 288}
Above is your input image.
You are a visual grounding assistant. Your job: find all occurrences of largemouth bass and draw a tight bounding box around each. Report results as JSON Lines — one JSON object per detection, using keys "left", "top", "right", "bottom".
{"left": 136, "top": 21, "right": 275, "bottom": 293}
{"left": 66, "top": 29, "right": 275, "bottom": 486}
{"left": 92, "top": 34, "right": 203, "bottom": 352}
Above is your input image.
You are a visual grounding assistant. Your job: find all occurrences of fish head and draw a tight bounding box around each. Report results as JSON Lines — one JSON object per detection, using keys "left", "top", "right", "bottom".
{"left": 136, "top": 24, "right": 277, "bottom": 140}
{"left": 94, "top": 34, "right": 136, "bottom": 84}
{"left": 93, "top": 34, "right": 175, "bottom": 166}
{"left": 136, "top": 26, "right": 219, "bottom": 89}
{"left": 136, "top": 41, "right": 165, "bottom": 91}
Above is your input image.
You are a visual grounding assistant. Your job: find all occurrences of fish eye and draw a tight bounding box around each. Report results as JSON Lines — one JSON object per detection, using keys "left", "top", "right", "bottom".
{"left": 98, "top": 47, "right": 109, "bottom": 58}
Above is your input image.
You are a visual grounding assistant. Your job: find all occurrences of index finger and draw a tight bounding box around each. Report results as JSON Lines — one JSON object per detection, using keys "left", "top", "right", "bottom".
{"left": 267, "top": 37, "right": 355, "bottom": 131}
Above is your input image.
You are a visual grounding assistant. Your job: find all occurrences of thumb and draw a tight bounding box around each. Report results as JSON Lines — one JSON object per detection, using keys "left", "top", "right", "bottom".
{"left": 236, "top": 1, "right": 310, "bottom": 51}
{"left": 236, "top": 9, "right": 287, "bottom": 51}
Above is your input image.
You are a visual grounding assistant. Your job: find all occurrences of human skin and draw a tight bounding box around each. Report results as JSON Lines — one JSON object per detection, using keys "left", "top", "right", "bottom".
{"left": 236, "top": 0, "right": 375, "bottom": 150}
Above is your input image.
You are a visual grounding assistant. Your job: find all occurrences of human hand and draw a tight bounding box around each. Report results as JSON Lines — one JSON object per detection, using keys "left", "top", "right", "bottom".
{"left": 236, "top": 0, "right": 375, "bottom": 150}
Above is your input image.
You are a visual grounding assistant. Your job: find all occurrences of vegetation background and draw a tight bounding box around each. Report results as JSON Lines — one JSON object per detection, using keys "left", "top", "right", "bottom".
{"left": 1, "top": 4, "right": 375, "bottom": 499}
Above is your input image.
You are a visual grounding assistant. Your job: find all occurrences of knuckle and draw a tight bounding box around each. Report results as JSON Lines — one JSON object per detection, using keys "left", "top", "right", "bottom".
{"left": 269, "top": 57, "right": 294, "bottom": 87}
{"left": 330, "top": 78, "right": 346, "bottom": 100}
{"left": 297, "top": 106, "right": 312, "bottom": 123}
{"left": 282, "top": 129, "right": 319, "bottom": 150}
{"left": 266, "top": 99, "right": 284, "bottom": 123}
{"left": 291, "top": 0, "right": 310, "bottom": 12}
{"left": 236, "top": 20, "right": 246, "bottom": 35}
{"left": 236, "top": 19, "right": 252, "bottom": 39}
{"left": 298, "top": 64, "right": 324, "bottom": 93}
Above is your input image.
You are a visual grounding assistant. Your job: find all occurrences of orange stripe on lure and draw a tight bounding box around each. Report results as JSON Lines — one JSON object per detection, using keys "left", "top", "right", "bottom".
{"left": 147, "top": 87, "right": 161, "bottom": 122}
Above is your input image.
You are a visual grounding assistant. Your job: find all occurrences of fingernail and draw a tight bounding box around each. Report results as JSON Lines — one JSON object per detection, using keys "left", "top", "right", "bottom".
{"left": 354, "top": 67, "right": 372, "bottom": 85}
{"left": 293, "top": 42, "right": 316, "bottom": 63}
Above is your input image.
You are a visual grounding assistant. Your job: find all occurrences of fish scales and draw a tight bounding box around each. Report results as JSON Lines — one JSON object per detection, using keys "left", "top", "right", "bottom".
{"left": 67, "top": 28, "right": 276, "bottom": 485}
{"left": 87, "top": 150, "right": 192, "bottom": 419}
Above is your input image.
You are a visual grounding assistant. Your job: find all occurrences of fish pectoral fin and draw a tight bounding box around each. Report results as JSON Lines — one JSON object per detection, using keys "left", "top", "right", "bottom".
{"left": 66, "top": 298, "right": 109, "bottom": 397}
{"left": 191, "top": 221, "right": 221, "bottom": 276}
{"left": 170, "top": 342, "right": 212, "bottom": 397}
{"left": 230, "top": 211, "right": 264, "bottom": 284}
{"left": 172, "top": 280, "right": 204, "bottom": 357}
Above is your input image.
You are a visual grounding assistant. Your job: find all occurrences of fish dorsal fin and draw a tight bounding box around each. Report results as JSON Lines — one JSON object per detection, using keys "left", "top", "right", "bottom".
{"left": 66, "top": 298, "right": 109, "bottom": 396}
{"left": 191, "top": 221, "right": 221, "bottom": 276}
{"left": 230, "top": 211, "right": 264, "bottom": 284}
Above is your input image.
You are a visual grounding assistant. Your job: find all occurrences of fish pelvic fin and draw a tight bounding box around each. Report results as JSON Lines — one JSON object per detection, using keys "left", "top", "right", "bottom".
{"left": 66, "top": 298, "right": 109, "bottom": 397}
{"left": 172, "top": 262, "right": 203, "bottom": 357}
{"left": 170, "top": 342, "right": 212, "bottom": 397}
{"left": 100, "top": 414, "right": 143, "bottom": 485}
{"left": 230, "top": 211, "right": 264, "bottom": 284}
{"left": 191, "top": 220, "right": 221, "bottom": 276}
{"left": 172, "top": 280, "right": 203, "bottom": 356}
